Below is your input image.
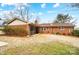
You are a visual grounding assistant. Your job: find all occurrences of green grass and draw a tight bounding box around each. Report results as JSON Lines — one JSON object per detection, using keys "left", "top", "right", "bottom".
{"left": 0, "top": 42, "right": 79, "bottom": 55}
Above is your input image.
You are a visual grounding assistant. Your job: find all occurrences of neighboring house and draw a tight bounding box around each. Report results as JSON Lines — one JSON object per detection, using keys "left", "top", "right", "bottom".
{"left": 3, "top": 18, "right": 75, "bottom": 35}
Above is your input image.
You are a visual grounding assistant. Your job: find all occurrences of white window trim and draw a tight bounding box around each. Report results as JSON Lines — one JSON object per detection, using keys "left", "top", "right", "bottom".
{"left": 60, "top": 27, "right": 64, "bottom": 30}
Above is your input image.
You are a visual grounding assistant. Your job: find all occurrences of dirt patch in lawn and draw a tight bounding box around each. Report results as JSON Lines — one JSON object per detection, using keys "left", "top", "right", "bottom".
{"left": 0, "top": 34, "right": 79, "bottom": 55}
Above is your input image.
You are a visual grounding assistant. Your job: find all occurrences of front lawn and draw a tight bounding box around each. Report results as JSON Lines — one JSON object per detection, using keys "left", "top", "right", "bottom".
{"left": 0, "top": 42, "right": 79, "bottom": 55}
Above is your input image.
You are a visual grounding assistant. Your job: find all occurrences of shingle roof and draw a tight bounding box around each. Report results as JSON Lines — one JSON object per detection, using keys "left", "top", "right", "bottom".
{"left": 3, "top": 18, "right": 27, "bottom": 25}
{"left": 35, "top": 23, "right": 75, "bottom": 27}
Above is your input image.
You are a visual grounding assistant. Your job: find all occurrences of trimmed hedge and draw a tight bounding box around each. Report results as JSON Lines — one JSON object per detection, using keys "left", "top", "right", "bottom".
{"left": 72, "top": 30, "right": 79, "bottom": 37}
{"left": 3, "top": 26, "right": 28, "bottom": 36}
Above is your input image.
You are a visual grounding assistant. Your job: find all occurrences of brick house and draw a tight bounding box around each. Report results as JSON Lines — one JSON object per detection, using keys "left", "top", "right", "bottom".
{"left": 3, "top": 18, "right": 31, "bottom": 35}
{"left": 35, "top": 23, "right": 75, "bottom": 35}
{"left": 3, "top": 18, "right": 75, "bottom": 35}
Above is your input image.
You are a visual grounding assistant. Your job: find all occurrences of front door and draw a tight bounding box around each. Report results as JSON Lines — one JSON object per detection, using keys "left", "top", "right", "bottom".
{"left": 35, "top": 27, "right": 39, "bottom": 34}
{"left": 30, "top": 25, "right": 36, "bottom": 35}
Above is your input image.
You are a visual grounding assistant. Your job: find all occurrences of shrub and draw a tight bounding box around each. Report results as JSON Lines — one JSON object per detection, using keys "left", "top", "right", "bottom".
{"left": 55, "top": 32, "right": 60, "bottom": 35}
{"left": 72, "top": 30, "right": 79, "bottom": 37}
{"left": 3, "top": 26, "right": 28, "bottom": 36}
{"left": 62, "top": 33, "right": 66, "bottom": 35}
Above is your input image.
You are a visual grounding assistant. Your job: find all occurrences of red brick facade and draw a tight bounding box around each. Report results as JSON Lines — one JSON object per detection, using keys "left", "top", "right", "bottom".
{"left": 4, "top": 18, "right": 75, "bottom": 35}
{"left": 37, "top": 27, "right": 74, "bottom": 35}
{"left": 35, "top": 23, "right": 74, "bottom": 35}
{"left": 6, "top": 18, "right": 74, "bottom": 35}
{"left": 8, "top": 23, "right": 74, "bottom": 35}
{"left": 8, "top": 25, "right": 28, "bottom": 29}
{"left": 8, "top": 24, "right": 31, "bottom": 35}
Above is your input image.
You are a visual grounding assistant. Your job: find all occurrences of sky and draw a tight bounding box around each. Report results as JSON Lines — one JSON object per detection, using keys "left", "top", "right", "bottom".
{"left": 0, "top": 3, "right": 79, "bottom": 27}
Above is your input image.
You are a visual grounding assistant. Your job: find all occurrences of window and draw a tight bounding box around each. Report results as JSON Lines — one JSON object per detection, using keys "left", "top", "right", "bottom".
{"left": 60, "top": 27, "right": 64, "bottom": 30}
{"left": 42, "top": 28, "right": 46, "bottom": 31}
{"left": 42, "top": 28, "right": 44, "bottom": 31}
{"left": 40, "top": 28, "right": 42, "bottom": 31}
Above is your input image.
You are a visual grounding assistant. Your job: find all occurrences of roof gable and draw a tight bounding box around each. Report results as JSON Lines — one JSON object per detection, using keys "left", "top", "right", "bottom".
{"left": 4, "top": 18, "right": 27, "bottom": 25}
{"left": 8, "top": 20, "right": 27, "bottom": 25}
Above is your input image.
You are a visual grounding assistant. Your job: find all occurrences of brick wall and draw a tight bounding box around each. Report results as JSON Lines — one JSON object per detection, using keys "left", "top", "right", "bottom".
{"left": 52, "top": 27, "right": 74, "bottom": 35}
{"left": 7, "top": 24, "right": 74, "bottom": 35}
{"left": 7, "top": 24, "right": 30, "bottom": 35}
{"left": 38, "top": 27, "right": 74, "bottom": 35}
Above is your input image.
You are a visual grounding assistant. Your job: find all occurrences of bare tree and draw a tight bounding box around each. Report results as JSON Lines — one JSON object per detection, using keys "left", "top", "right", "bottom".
{"left": 3, "top": 11, "right": 17, "bottom": 23}
{"left": 15, "top": 3, "right": 31, "bottom": 22}
{"left": 1, "top": 3, "right": 31, "bottom": 24}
